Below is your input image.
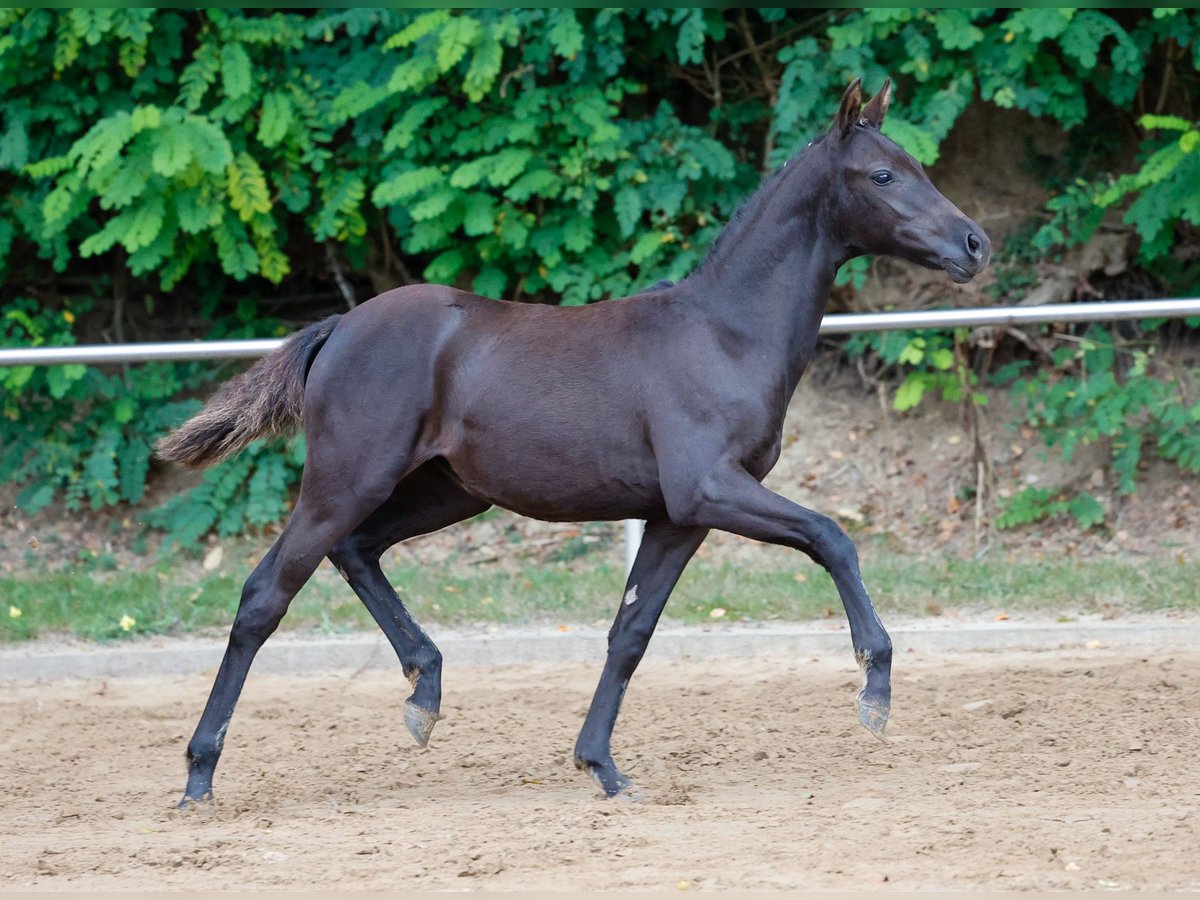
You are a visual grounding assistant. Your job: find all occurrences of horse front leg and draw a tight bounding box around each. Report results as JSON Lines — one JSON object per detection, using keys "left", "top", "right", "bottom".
{"left": 671, "top": 466, "right": 893, "bottom": 737}
{"left": 573, "top": 522, "right": 708, "bottom": 798}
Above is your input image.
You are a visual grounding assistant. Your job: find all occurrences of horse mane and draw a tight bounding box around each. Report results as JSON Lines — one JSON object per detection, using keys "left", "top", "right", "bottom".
{"left": 690, "top": 131, "right": 829, "bottom": 279}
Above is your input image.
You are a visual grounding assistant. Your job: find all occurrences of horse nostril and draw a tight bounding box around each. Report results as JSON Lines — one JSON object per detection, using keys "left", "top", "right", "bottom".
{"left": 965, "top": 231, "right": 983, "bottom": 261}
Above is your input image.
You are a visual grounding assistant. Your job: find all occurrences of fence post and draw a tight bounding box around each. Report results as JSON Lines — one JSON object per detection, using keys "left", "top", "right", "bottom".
{"left": 624, "top": 518, "right": 644, "bottom": 576}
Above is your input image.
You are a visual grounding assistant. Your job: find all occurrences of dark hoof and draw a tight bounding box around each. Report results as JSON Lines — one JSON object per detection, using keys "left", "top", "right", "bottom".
{"left": 575, "top": 757, "right": 641, "bottom": 800}
{"left": 856, "top": 694, "right": 890, "bottom": 739}
{"left": 404, "top": 699, "right": 441, "bottom": 748}
{"left": 176, "top": 790, "right": 214, "bottom": 812}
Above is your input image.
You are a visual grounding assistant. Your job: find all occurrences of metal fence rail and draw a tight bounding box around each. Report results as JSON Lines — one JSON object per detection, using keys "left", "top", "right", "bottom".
{"left": 2, "top": 297, "right": 1199, "bottom": 367}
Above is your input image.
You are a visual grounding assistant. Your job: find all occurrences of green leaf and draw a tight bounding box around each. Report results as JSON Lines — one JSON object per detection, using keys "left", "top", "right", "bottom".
{"left": 472, "top": 265, "right": 506, "bottom": 299}
{"left": 70, "top": 112, "right": 135, "bottom": 174}
{"left": 435, "top": 15, "right": 480, "bottom": 72}
{"left": 130, "top": 104, "right": 162, "bottom": 133}
{"left": 424, "top": 247, "right": 467, "bottom": 283}
{"left": 257, "top": 91, "right": 293, "bottom": 147}
{"left": 410, "top": 186, "right": 457, "bottom": 221}
{"left": 505, "top": 169, "right": 562, "bottom": 202}
{"left": 179, "top": 41, "right": 220, "bottom": 110}
{"left": 118, "top": 437, "right": 150, "bottom": 505}
{"left": 934, "top": 9, "right": 984, "bottom": 50}
{"left": 226, "top": 152, "right": 271, "bottom": 222}
{"left": 673, "top": 9, "right": 708, "bottom": 64}
{"left": 384, "top": 10, "right": 451, "bottom": 49}
{"left": 897, "top": 338, "right": 925, "bottom": 366}
{"left": 614, "top": 187, "right": 642, "bottom": 237}
{"left": 0, "top": 115, "right": 29, "bottom": 171}
{"left": 1138, "top": 114, "right": 1192, "bottom": 132}
{"left": 486, "top": 147, "right": 531, "bottom": 187}
{"left": 214, "top": 217, "right": 259, "bottom": 279}
{"left": 43, "top": 174, "right": 81, "bottom": 224}
{"left": 630, "top": 230, "right": 664, "bottom": 265}
{"left": 220, "top": 42, "right": 253, "bottom": 100}
{"left": 382, "top": 97, "right": 448, "bottom": 153}
{"left": 462, "top": 193, "right": 496, "bottom": 236}
{"left": 1068, "top": 492, "right": 1106, "bottom": 529}
{"left": 563, "top": 216, "right": 592, "bottom": 253}
{"left": 546, "top": 10, "right": 583, "bottom": 59}
{"left": 119, "top": 196, "right": 167, "bottom": 253}
{"left": 372, "top": 166, "right": 442, "bottom": 207}
{"left": 463, "top": 30, "right": 503, "bottom": 101}
{"left": 1058, "top": 10, "right": 1112, "bottom": 70}
{"left": 893, "top": 374, "right": 927, "bottom": 411}
{"left": 880, "top": 118, "right": 939, "bottom": 166}
{"left": 182, "top": 117, "right": 233, "bottom": 174}
{"left": 175, "top": 185, "right": 221, "bottom": 233}
{"left": 98, "top": 157, "right": 152, "bottom": 209}
{"left": 150, "top": 122, "right": 194, "bottom": 177}
{"left": 1005, "top": 8, "right": 1074, "bottom": 43}
{"left": 930, "top": 348, "right": 955, "bottom": 370}
{"left": 46, "top": 363, "right": 86, "bottom": 399}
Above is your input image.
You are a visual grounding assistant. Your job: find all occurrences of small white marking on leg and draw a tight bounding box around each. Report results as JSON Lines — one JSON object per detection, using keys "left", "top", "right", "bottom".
{"left": 623, "top": 585, "right": 639, "bottom": 606}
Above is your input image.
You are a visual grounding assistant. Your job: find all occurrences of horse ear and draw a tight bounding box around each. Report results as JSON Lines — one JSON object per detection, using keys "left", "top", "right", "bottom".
{"left": 835, "top": 77, "right": 863, "bottom": 137}
{"left": 861, "top": 78, "right": 891, "bottom": 129}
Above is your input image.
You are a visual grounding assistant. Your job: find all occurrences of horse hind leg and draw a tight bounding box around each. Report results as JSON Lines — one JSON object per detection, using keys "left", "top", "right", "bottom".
{"left": 180, "top": 461, "right": 408, "bottom": 808}
{"left": 327, "top": 462, "right": 490, "bottom": 748}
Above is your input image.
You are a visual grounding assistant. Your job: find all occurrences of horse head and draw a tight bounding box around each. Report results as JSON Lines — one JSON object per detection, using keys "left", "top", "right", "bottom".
{"left": 823, "top": 78, "right": 990, "bottom": 284}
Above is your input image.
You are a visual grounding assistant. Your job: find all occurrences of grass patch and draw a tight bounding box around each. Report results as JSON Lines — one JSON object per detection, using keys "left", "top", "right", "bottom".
{"left": 2, "top": 552, "right": 1197, "bottom": 644}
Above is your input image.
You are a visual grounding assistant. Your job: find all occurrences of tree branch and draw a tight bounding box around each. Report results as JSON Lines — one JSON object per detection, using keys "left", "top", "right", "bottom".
{"left": 325, "top": 240, "right": 357, "bottom": 309}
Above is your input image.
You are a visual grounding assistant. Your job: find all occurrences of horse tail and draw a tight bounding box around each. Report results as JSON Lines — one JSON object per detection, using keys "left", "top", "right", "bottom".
{"left": 155, "top": 314, "right": 342, "bottom": 469}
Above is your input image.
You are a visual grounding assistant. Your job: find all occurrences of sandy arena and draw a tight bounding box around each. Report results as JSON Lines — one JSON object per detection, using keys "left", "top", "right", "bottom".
{"left": 2, "top": 645, "right": 1198, "bottom": 891}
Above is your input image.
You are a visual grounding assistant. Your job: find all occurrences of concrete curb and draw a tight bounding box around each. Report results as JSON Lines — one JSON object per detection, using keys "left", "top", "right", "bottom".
{"left": 2, "top": 619, "right": 1197, "bottom": 681}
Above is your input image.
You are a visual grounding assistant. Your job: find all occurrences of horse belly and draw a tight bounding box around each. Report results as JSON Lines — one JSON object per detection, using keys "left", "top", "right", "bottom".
{"left": 441, "top": 427, "right": 665, "bottom": 523}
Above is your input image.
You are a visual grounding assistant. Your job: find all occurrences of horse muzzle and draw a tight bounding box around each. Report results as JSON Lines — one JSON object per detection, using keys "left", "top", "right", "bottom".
{"left": 940, "top": 223, "right": 990, "bottom": 283}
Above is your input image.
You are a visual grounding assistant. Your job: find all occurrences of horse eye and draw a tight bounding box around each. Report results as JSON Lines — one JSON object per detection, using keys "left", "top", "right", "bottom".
{"left": 871, "top": 171, "right": 893, "bottom": 186}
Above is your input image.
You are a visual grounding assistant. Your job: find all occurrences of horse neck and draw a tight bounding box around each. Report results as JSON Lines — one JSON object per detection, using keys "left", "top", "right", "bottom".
{"left": 688, "top": 151, "right": 844, "bottom": 391}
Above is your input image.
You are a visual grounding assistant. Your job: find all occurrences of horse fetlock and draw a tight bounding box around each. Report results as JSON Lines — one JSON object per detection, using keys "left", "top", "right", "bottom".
{"left": 853, "top": 646, "right": 891, "bottom": 739}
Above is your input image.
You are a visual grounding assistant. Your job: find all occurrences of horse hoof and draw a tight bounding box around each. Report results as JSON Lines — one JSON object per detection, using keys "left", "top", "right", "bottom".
{"left": 404, "top": 700, "right": 441, "bottom": 748}
{"left": 607, "top": 780, "right": 644, "bottom": 802}
{"left": 175, "top": 790, "right": 214, "bottom": 813}
{"left": 578, "top": 759, "right": 640, "bottom": 800}
{"left": 856, "top": 694, "right": 890, "bottom": 739}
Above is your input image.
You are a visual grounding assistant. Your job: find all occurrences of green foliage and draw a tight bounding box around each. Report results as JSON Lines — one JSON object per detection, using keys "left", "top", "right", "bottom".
{"left": 0, "top": 295, "right": 303, "bottom": 550}
{"left": 846, "top": 326, "right": 986, "bottom": 412}
{"left": 847, "top": 320, "right": 1199, "bottom": 533}
{"left": 990, "top": 325, "right": 1200, "bottom": 531}
{"left": 1005, "top": 326, "right": 1200, "bottom": 496}
{"left": 994, "top": 486, "right": 1107, "bottom": 531}
{"left": 6, "top": 9, "right": 1196, "bottom": 307}
{"left": 146, "top": 439, "right": 304, "bottom": 551}
{"left": 1033, "top": 113, "right": 1200, "bottom": 275}
{"left": 3, "top": 9, "right": 1200, "bottom": 544}
{"left": 2, "top": 9, "right": 758, "bottom": 299}
{"left": 0, "top": 297, "right": 190, "bottom": 514}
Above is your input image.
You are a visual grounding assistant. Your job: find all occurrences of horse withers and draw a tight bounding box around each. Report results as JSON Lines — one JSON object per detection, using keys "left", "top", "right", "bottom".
{"left": 157, "top": 78, "right": 990, "bottom": 804}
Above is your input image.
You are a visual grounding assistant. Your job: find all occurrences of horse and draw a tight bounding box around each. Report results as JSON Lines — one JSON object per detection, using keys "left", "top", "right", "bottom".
{"left": 156, "top": 78, "right": 990, "bottom": 805}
